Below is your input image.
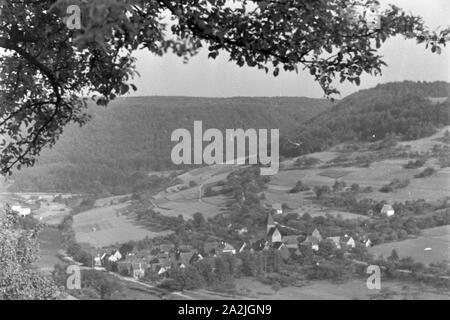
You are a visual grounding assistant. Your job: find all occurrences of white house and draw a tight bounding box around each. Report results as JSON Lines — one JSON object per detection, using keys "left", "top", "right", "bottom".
{"left": 267, "top": 227, "right": 282, "bottom": 243}
{"left": 238, "top": 227, "right": 248, "bottom": 235}
{"left": 157, "top": 266, "right": 170, "bottom": 275}
{"left": 381, "top": 204, "right": 395, "bottom": 217}
{"left": 108, "top": 250, "right": 123, "bottom": 262}
{"left": 346, "top": 237, "right": 356, "bottom": 248}
{"left": 219, "top": 241, "right": 236, "bottom": 255}
{"left": 11, "top": 205, "right": 31, "bottom": 217}
{"left": 272, "top": 203, "right": 283, "bottom": 215}
{"left": 94, "top": 255, "right": 102, "bottom": 267}
{"left": 365, "top": 239, "right": 372, "bottom": 248}
{"left": 132, "top": 263, "right": 146, "bottom": 279}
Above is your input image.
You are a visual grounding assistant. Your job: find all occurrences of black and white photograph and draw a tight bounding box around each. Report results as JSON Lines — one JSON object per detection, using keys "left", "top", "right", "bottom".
{"left": 0, "top": 0, "right": 449, "bottom": 303}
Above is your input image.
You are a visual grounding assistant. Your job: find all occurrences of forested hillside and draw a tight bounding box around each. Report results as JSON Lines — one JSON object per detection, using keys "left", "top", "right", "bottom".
{"left": 10, "top": 96, "right": 330, "bottom": 194}
{"left": 281, "top": 81, "right": 450, "bottom": 157}
{"left": 11, "top": 82, "right": 450, "bottom": 194}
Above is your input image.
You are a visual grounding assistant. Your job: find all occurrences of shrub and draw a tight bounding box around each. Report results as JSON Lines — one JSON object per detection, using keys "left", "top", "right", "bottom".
{"left": 289, "top": 180, "right": 310, "bottom": 193}
{"left": 414, "top": 167, "right": 436, "bottom": 178}
{"left": 294, "top": 156, "right": 320, "bottom": 169}
{"left": 379, "top": 179, "right": 410, "bottom": 193}
{"left": 189, "top": 180, "right": 198, "bottom": 187}
{"left": 403, "top": 159, "right": 426, "bottom": 169}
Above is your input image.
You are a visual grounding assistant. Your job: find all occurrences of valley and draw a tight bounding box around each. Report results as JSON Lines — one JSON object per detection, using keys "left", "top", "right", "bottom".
{"left": 2, "top": 81, "right": 449, "bottom": 300}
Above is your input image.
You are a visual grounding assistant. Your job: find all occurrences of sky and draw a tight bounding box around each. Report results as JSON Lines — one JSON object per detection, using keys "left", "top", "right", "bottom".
{"left": 129, "top": 0, "right": 450, "bottom": 99}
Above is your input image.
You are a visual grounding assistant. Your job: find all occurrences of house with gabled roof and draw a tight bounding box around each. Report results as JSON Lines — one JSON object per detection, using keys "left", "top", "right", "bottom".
{"left": 282, "top": 235, "right": 300, "bottom": 250}
{"left": 272, "top": 203, "right": 283, "bottom": 215}
{"left": 189, "top": 252, "right": 203, "bottom": 264}
{"left": 312, "top": 228, "right": 323, "bottom": 241}
{"left": 218, "top": 241, "right": 236, "bottom": 255}
{"left": 381, "top": 204, "right": 395, "bottom": 217}
{"left": 131, "top": 262, "right": 146, "bottom": 279}
{"left": 346, "top": 237, "right": 356, "bottom": 248}
{"left": 107, "top": 249, "right": 123, "bottom": 262}
{"left": 302, "top": 235, "right": 320, "bottom": 251}
{"left": 251, "top": 239, "right": 268, "bottom": 252}
{"left": 238, "top": 242, "right": 249, "bottom": 253}
{"left": 302, "top": 228, "right": 323, "bottom": 251}
{"left": 11, "top": 205, "right": 31, "bottom": 217}
{"left": 267, "top": 226, "right": 282, "bottom": 243}
{"left": 156, "top": 265, "right": 170, "bottom": 276}
{"left": 117, "top": 257, "right": 150, "bottom": 279}
{"left": 173, "top": 250, "right": 195, "bottom": 268}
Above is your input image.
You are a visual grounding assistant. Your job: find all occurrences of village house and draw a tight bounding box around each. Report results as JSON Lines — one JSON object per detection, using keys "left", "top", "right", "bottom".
{"left": 345, "top": 236, "right": 356, "bottom": 248}
{"left": 237, "top": 227, "right": 248, "bottom": 235}
{"left": 311, "top": 228, "right": 323, "bottom": 241}
{"left": 159, "top": 243, "right": 175, "bottom": 254}
{"left": 203, "top": 241, "right": 220, "bottom": 256}
{"left": 94, "top": 255, "right": 103, "bottom": 268}
{"left": 131, "top": 262, "right": 147, "bottom": 279}
{"left": 154, "top": 265, "right": 170, "bottom": 276}
{"left": 302, "top": 228, "right": 323, "bottom": 251}
{"left": 272, "top": 203, "right": 283, "bottom": 215}
{"left": 189, "top": 252, "right": 204, "bottom": 264}
{"left": 267, "top": 226, "right": 282, "bottom": 243}
{"left": 107, "top": 249, "right": 123, "bottom": 263}
{"left": 117, "top": 258, "right": 150, "bottom": 279}
{"left": 326, "top": 236, "right": 341, "bottom": 249}
{"left": 281, "top": 235, "right": 300, "bottom": 250}
{"left": 11, "top": 205, "right": 31, "bottom": 217}
{"left": 302, "top": 235, "right": 320, "bottom": 251}
{"left": 251, "top": 239, "right": 269, "bottom": 252}
{"left": 217, "top": 241, "right": 236, "bottom": 255}
{"left": 238, "top": 242, "right": 248, "bottom": 253}
{"left": 172, "top": 249, "right": 196, "bottom": 268}
{"left": 381, "top": 204, "right": 395, "bottom": 217}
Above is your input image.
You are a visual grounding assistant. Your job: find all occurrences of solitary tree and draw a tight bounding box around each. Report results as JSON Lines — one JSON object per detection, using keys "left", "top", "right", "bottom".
{"left": 0, "top": 0, "right": 448, "bottom": 174}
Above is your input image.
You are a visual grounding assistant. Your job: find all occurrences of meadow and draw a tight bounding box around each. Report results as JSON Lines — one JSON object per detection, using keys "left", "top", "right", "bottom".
{"left": 369, "top": 225, "right": 450, "bottom": 265}
{"left": 73, "top": 202, "right": 172, "bottom": 247}
{"left": 232, "top": 277, "right": 450, "bottom": 300}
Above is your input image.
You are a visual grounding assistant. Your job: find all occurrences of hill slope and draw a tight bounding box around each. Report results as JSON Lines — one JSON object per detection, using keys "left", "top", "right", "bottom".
{"left": 281, "top": 81, "right": 450, "bottom": 157}
{"left": 11, "top": 96, "right": 330, "bottom": 194}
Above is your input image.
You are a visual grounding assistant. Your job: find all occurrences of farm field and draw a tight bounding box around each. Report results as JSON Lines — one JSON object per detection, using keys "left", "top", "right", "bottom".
{"left": 153, "top": 197, "right": 227, "bottom": 219}
{"left": 398, "top": 125, "right": 450, "bottom": 153}
{"left": 293, "top": 203, "right": 370, "bottom": 220}
{"left": 232, "top": 277, "right": 450, "bottom": 300}
{"left": 281, "top": 151, "right": 339, "bottom": 168}
{"left": 33, "top": 201, "right": 71, "bottom": 226}
{"left": 178, "top": 163, "right": 238, "bottom": 186}
{"left": 94, "top": 194, "right": 131, "bottom": 207}
{"left": 73, "top": 202, "right": 172, "bottom": 247}
{"left": 369, "top": 225, "right": 450, "bottom": 265}
{"left": 261, "top": 187, "right": 369, "bottom": 220}
{"left": 272, "top": 158, "right": 450, "bottom": 203}
{"left": 33, "top": 227, "right": 64, "bottom": 275}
